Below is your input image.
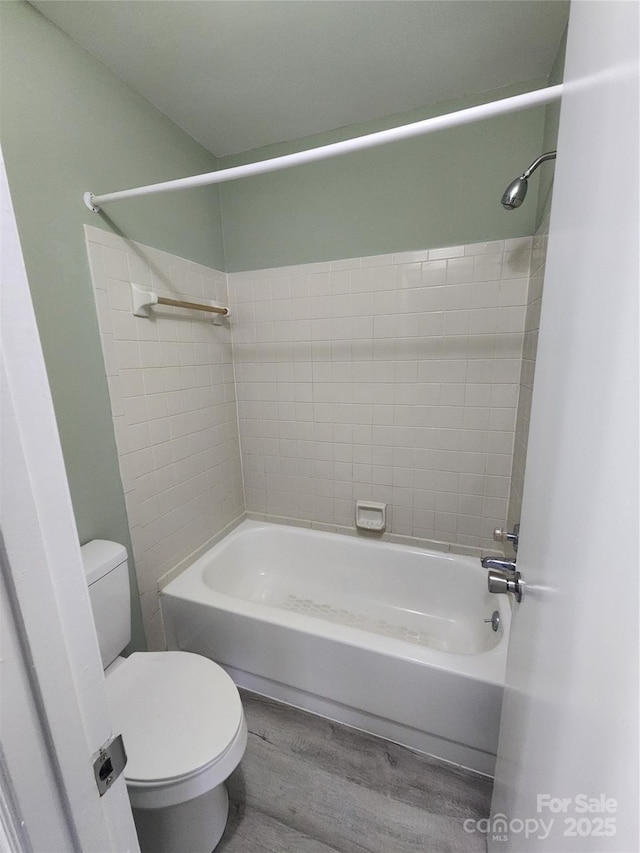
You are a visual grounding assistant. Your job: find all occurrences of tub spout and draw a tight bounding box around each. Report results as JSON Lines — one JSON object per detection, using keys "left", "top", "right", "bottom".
{"left": 480, "top": 557, "right": 517, "bottom": 572}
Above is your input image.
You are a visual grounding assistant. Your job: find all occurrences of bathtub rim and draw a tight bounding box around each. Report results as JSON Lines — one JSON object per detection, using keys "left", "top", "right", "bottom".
{"left": 160, "top": 519, "right": 511, "bottom": 687}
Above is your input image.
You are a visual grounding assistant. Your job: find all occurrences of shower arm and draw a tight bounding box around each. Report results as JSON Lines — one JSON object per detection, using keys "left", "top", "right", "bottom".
{"left": 521, "top": 151, "right": 557, "bottom": 179}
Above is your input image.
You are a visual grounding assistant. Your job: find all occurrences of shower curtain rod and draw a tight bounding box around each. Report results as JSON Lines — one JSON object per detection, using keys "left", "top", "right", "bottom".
{"left": 84, "top": 84, "right": 563, "bottom": 212}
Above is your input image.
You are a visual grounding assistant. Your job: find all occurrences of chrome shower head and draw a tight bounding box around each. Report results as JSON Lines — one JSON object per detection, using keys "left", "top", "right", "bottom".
{"left": 501, "top": 176, "right": 528, "bottom": 210}
{"left": 501, "top": 150, "right": 557, "bottom": 211}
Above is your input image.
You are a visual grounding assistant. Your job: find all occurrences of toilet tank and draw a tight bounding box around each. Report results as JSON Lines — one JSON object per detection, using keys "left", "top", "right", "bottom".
{"left": 80, "top": 540, "right": 131, "bottom": 669}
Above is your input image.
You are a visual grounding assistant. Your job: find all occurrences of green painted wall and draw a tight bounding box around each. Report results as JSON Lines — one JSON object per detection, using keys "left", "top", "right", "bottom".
{"left": 536, "top": 27, "right": 568, "bottom": 228}
{"left": 0, "top": 1, "right": 565, "bottom": 654}
{"left": 219, "top": 81, "right": 548, "bottom": 272}
{"left": 0, "top": 1, "right": 225, "bottom": 652}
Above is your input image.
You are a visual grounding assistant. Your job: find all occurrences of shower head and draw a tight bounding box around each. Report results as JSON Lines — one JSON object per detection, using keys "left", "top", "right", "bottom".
{"left": 501, "top": 151, "right": 557, "bottom": 210}
{"left": 501, "top": 176, "right": 528, "bottom": 210}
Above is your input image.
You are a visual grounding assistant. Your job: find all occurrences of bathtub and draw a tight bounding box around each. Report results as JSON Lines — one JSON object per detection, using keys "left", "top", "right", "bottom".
{"left": 161, "top": 520, "right": 510, "bottom": 775}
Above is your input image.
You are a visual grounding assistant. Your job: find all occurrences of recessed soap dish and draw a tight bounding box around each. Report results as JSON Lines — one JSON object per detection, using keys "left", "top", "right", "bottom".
{"left": 355, "top": 501, "right": 386, "bottom": 532}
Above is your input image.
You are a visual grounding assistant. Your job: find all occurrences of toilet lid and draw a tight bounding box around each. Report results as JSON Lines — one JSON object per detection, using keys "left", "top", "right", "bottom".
{"left": 105, "top": 651, "right": 243, "bottom": 784}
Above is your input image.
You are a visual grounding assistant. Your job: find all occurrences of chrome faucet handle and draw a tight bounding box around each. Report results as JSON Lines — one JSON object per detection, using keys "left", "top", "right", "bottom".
{"left": 493, "top": 527, "right": 513, "bottom": 542}
{"left": 487, "top": 568, "right": 523, "bottom": 603}
{"left": 493, "top": 524, "right": 520, "bottom": 551}
{"left": 493, "top": 524, "right": 520, "bottom": 554}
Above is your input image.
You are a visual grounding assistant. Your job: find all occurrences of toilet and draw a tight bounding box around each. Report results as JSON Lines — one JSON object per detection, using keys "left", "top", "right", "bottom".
{"left": 81, "top": 540, "right": 247, "bottom": 853}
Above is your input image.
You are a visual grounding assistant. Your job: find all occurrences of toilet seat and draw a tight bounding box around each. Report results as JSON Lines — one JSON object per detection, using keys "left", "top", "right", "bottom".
{"left": 105, "top": 651, "right": 247, "bottom": 809}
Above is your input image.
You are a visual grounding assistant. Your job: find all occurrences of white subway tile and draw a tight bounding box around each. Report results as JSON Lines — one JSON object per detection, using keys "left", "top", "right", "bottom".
{"left": 446, "top": 256, "right": 475, "bottom": 284}
{"left": 106, "top": 375, "right": 124, "bottom": 417}
{"left": 487, "top": 430, "right": 514, "bottom": 455}
{"left": 392, "top": 249, "right": 430, "bottom": 264}
{"left": 115, "top": 340, "right": 141, "bottom": 371}
{"left": 497, "top": 306, "right": 527, "bottom": 334}
{"left": 473, "top": 254, "right": 503, "bottom": 282}
{"left": 504, "top": 236, "right": 533, "bottom": 252}
{"left": 444, "top": 310, "right": 470, "bottom": 336}
{"left": 103, "top": 246, "right": 131, "bottom": 281}
{"left": 429, "top": 245, "right": 465, "bottom": 260}
{"left": 106, "top": 278, "right": 133, "bottom": 313}
{"left": 500, "top": 278, "right": 529, "bottom": 306}
{"left": 489, "top": 408, "right": 517, "bottom": 432}
{"left": 502, "top": 248, "right": 532, "bottom": 279}
{"left": 127, "top": 422, "right": 151, "bottom": 453}
{"left": 445, "top": 283, "right": 474, "bottom": 311}
{"left": 372, "top": 266, "right": 396, "bottom": 291}
{"left": 471, "top": 280, "right": 501, "bottom": 309}
{"left": 421, "top": 260, "right": 447, "bottom": 287}
{"left": 464, "top": 240, "right": 505, "bottom": 256}
{"left": 469, "top": 308, "right": 498, "bottom": 335}
{"left": 396, "top": 263, "right": 422, "bottom": 289}
{"left": 361, "top": 253, "right": 394, "bottom": 268}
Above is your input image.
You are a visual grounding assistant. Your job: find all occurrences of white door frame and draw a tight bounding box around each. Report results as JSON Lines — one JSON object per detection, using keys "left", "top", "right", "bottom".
{"left": 489, "top": 2, "right": 638, "bottom": 851}
{"left": 0, "top": 150, "right": 140, "bottom": 852}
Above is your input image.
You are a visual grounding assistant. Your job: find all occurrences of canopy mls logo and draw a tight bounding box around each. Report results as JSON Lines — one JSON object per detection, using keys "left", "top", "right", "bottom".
{"left": 463, "top": 814, "right": 554, "bottom": 842}
{"left": 464, "top": 795, "right": 618, "bottom": 842}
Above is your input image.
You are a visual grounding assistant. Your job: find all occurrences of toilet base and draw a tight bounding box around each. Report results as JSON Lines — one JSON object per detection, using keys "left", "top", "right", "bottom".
{"left": 132, "top": 782, "right": 229, "bottom": 853}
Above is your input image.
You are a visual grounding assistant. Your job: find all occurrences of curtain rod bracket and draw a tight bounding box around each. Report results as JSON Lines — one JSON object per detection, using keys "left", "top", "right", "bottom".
{"left": 84, "top": 192, "right": 101, "bottom": 213}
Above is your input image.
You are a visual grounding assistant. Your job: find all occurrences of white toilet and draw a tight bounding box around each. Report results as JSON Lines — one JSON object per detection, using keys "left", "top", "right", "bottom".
{"left": 81, "top": 540, "right": 247, "bottom": 853}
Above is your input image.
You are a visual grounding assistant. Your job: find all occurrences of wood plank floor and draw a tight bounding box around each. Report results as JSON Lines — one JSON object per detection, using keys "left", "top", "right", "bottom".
{"left": 217, "top": 690, "right": 491, "bottom": 853}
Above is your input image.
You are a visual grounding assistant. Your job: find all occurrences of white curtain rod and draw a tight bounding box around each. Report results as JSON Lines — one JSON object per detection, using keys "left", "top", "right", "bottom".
{"left": 84, "top": 84, "right": 563, "bottom": 212}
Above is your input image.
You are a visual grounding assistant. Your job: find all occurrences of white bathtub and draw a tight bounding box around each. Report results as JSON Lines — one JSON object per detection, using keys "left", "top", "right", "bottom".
{"left": 161, "top": 520, "right": 510, "bottom": 775}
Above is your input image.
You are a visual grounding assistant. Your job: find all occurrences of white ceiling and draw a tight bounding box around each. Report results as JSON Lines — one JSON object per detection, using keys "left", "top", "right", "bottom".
{"left": 31, "top": 1, "right": 569, "bottom": 157}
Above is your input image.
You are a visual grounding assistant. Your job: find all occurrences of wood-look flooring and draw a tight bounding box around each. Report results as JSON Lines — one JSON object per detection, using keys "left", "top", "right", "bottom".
{"left": 217, "top": 690, "right": 491, "bottom": 853}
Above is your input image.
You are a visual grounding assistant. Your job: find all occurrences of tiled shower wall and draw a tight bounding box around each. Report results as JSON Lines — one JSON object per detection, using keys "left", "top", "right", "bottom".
{"left": 85, "top": 226, "right": 244, "bottom": 649}
{"left": 507, "top": 229, "right": 549, "bottom": 535}
{"left": 85, "top": 228, "right": 542, "bottom": 647}
{"left": 228, "top": 237, "right": 533, "bottom": 555}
